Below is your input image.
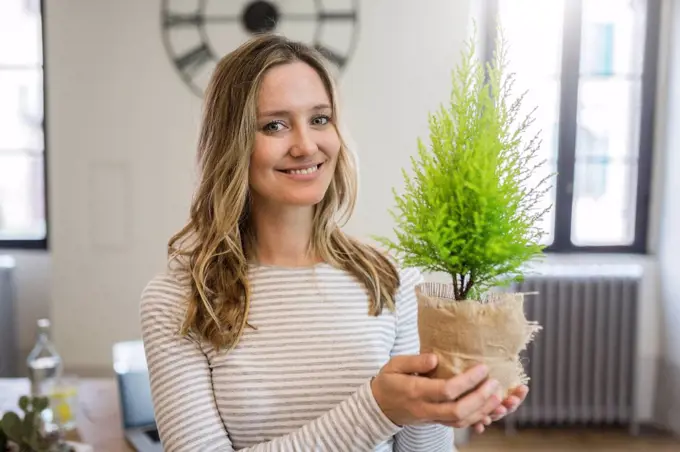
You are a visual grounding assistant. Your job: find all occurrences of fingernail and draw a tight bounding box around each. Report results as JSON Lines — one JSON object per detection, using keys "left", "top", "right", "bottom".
{"left": 475, "top": 365, "right": 489, "bottom": 378}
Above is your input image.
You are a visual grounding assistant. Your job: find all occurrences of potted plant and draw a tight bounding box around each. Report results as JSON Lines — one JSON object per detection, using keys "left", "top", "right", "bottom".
{"left": 0, "top": 395, "right": 75, "bottom": 452}
{"left": 378, "top": 29, "right": 552, "bottom": 398}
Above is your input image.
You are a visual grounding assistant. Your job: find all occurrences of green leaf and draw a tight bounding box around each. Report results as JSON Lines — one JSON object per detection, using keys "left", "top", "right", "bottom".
{"left": 0, "top": 428, "right": 7, "bottom": 452}
{"left": 18, "top": 396, "right": 29, "bottom": 412}
{"left": 32, "top": 397, "right": 49, "bottom": 413}
{"left": 377, "top": 24, "right": 555, "bottom": 300}
{"left": 1, "top": 411, "right": 23, "bottom": 443}
{"left": 23, "top": 411, "right": 38, "bottom": 440}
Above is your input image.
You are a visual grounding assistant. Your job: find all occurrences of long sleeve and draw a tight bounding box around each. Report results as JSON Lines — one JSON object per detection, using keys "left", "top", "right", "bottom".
{"left": 140, "top": 273, "right": 402, "bottom": 452}
{"left": 391, "top": 268, "right": 456, "bottom": 452}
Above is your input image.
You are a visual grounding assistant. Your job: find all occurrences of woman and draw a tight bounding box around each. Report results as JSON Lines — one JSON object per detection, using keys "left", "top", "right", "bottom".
{"left": 140, "top": 33, "right": 527, "bottom": 451}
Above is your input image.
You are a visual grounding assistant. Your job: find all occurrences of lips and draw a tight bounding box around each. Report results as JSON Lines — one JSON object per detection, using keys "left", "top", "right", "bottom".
{"left": 277, "top": 163, "right": 323, "bottom": 175}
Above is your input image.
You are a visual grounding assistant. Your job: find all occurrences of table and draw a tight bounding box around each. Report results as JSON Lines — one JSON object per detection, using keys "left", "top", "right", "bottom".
{"left": 0, "top": 378, "right": 134, "bottom": 452}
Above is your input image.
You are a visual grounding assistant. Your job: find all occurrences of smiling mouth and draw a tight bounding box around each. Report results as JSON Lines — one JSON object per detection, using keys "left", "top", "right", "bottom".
{"left": 278, "top": 163, "right": 323, "bottom": 175}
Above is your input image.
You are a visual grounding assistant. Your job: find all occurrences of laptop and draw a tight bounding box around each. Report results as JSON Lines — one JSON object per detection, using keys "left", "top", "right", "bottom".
{"left": 113, "top": 341, "right": 163, "bottom": 452}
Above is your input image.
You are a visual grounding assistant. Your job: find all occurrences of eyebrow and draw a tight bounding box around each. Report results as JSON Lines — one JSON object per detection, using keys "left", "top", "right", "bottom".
{"left": 258, "top": 103, "right": 332, "bottom": 118}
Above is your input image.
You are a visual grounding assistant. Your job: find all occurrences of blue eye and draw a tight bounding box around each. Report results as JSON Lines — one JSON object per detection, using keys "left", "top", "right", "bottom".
{"left": 263, "top": 121, "right": 285, "bottom": 133}
{"left": 312, "top": 115, "right": 330, "bottom": 126}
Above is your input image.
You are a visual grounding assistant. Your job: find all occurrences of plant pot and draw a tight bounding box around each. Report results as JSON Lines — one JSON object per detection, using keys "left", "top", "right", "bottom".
{"left": 416, "top": 282, "right": 541, "bottom": 399}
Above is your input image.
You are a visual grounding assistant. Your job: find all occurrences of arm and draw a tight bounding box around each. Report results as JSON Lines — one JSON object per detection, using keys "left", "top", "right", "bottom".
{"left": 140, "top": 273, "right": 402, "bottom": 452}
{"left": 391, "top": 268, "right": 456, "bottom": 452}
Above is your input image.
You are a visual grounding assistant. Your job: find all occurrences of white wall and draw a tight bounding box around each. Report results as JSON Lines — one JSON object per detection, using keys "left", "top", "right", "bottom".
{"left": 5, "top": 251, "right": 50, "bottom": 373}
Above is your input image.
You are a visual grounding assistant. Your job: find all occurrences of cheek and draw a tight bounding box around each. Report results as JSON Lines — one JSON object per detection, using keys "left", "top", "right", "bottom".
{"left": 249, "top": 136, "right": 278, "bottom": 179}
{"left": 248, "top": 143, "right": 271, "bottom": 196}
{"left": 321, "top": 133, "right": 342, "bottom": 162}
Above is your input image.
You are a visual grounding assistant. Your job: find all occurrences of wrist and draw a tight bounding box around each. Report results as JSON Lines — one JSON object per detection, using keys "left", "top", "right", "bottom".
{"left": 370, "top": 376, "right": 381, "bottom": 408}
{"left": 370, "top": 376, "right": 402, "bottom": 428}
{"left": 363, "top": 379, "right": 402, "bottom": 433}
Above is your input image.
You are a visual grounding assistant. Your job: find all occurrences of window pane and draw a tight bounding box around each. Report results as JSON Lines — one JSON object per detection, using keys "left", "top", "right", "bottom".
{"left": 497, "top": 0, "right": 565, "bottom": 245}
{"left": 498, "top": 0, "right": 565, "bottom": 78}
{"left": 579, "top": 0, "right": 646, "bottom": 77}
{"left": 571, "top": 0, "right": 646, "bottom": 246}
{"left": 524, "top": 79, "right": 560, "bottom": 247}
{"left": 0, "top": 0, "right": 42, "bottom": 66}
{"left": 0, "top": 151, "right": 46, "bottom": 241}
{"left": 0, "top": 69, "right": 44, "bottom": 151}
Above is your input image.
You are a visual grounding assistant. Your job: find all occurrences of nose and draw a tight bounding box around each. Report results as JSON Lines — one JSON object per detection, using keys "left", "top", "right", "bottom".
{"left": 289, "top": 125, "right": 317, "bottom": 157}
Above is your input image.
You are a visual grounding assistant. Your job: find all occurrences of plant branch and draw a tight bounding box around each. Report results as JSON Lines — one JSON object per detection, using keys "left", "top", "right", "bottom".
{"left": 376, "top": 25, "right": 555, "bottom": 300}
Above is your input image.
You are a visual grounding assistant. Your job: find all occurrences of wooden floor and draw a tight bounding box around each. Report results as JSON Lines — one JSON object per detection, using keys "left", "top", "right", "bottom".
{"left": 459, "top": 426, "right": 680, "bottom": 451}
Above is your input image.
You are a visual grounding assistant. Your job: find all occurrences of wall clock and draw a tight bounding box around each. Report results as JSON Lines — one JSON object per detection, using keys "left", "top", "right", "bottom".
{"left": 161, "top": 0, "right": 360, "bottom": 97}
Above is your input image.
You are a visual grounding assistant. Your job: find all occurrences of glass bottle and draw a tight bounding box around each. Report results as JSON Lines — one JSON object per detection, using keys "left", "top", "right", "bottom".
{"left": 27, "top": 318, "right": 63, "bottom": 395}
{"left": 26, "top": 318, "right": 63, "bottom": 431}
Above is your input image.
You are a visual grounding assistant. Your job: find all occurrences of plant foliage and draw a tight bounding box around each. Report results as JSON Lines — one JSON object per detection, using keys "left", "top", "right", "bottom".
{"left": 0, "top": 395, "right": 74, "bottom": 452}
{"left": 378, "top": 29, "right": 554, "bottom": 300}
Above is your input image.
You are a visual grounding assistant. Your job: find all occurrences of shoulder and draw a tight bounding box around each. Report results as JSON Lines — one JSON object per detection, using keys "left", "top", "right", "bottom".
{"left": 139, "top": 268, "right": 191, "bottom": 322}
{"left": 361, "top": 240, "right": 424, "bottom": 302}
{"left": 396, "top": 266, "right": 424, "bottom": 293}
{"left": 392, "top": 264, "right": 423, "bottom": 312}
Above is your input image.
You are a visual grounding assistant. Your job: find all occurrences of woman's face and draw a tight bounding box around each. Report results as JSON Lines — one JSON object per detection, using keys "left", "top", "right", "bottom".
{"left": 249, "top": 61, "right": 341, "bottom": 209}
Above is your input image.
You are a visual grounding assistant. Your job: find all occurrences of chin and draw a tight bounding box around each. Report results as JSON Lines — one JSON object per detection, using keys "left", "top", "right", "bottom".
{"left": 282, "top": 194, "right": 327, "bottom": 206}
{"left": 278, "top": 187, "right": 329, "bottom": 206}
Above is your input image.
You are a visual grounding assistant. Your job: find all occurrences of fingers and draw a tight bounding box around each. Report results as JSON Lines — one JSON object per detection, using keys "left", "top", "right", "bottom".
{"left": 433, "top": 365, "right": 491, "bottom": 402}
{"left": 489, "top": 385, "right": 528, "bottom": 421}
{"left": 473, "top": 415, "right": 492, "bottom": 433}
{"left": 385, "top": 354, "right": 438, "bottom": 375}
{"left": 515, "top": 385, "right": 529, "bottom": 397}
{"left": 449, "top": 378, "right": 500, "bottom": 420}
{"left": 477, "top": 391, "right": 502, "bottom": 421}
{"left": 512, "top": 385, "right": 529, "bottom": 403}
{"left": 428, "top": 377, "right": 499, "bottom": 423}
{"left": 501, "top": 385, "right": 529, "bottom": 413}
{"left": 490, "top": 405, "right": 507, "bottom": 421}
{"left": 457, "top": 389, "right": 501, "bottom": 427}
{"left": 502, "top": 396, "right": 521, "bottom": 410}
{"left": 465, "top": 385, "right": 530, "bottom": 428}
{"left": 416, "top": 364, "right": 490, "bottom": 403}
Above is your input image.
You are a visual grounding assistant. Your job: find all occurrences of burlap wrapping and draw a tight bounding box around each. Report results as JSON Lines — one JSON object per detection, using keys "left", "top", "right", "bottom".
{"left": 416, "top": 282, "right": 541, "bottom": 399}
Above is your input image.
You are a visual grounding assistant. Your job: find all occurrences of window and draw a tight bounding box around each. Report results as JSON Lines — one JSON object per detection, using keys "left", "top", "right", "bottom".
{"left": 483, "top": 0, "right": 660, "bottom": 253}
{"left": 0, "top": 0, "right": 47, "bottom": 249}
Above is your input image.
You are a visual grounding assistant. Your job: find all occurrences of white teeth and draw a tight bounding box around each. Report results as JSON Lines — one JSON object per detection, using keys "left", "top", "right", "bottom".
{"left": 286, "top": 165, "right": 319, "bottom": 175}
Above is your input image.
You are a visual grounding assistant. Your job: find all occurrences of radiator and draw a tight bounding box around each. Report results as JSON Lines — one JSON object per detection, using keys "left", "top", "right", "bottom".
{"left": 502, "top": 266, "right": 641, "bottom": 435}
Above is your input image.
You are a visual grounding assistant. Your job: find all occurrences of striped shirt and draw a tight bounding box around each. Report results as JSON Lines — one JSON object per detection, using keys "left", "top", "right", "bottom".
{"left": 140, "top": 262, "right": 455, "bottom": 451}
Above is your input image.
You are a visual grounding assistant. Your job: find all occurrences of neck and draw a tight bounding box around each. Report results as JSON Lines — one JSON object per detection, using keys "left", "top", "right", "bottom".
{"left": 249, "top": 199, "right": 318, "bottom": 267}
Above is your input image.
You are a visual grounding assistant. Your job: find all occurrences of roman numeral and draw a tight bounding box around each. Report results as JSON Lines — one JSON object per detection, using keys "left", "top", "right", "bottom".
{"left": 163, "top": 13, "right": 202, "bottom": 28}
{"left": 174, "top": 44, "right": 212, "bottom": 76}
{"left": 319, "top": 11, "right": 356, "bottom": 21}
{"left": 314, "top": 44, "right": 347, "bottom": 67}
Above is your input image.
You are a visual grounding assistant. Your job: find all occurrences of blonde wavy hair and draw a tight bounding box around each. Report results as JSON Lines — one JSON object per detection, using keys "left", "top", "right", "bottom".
{"left": 169, "top": 33, "right": 400, "bottom": 352}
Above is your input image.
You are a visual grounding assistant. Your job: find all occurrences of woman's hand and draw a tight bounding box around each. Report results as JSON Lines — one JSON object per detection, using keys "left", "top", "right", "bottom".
{"left": 371, "top": 354, "right": 502, "bottom": 429}
{"left": 471, "top": 384, "right": 529, "bottom": 433}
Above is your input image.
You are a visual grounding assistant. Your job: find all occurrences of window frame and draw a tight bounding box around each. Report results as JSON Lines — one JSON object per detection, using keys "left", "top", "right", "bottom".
{"left": 0, "top": 0, "right": 49, "bottom": 251}
{"left": 483, "top": 0, "right": 661, "bottom": 254}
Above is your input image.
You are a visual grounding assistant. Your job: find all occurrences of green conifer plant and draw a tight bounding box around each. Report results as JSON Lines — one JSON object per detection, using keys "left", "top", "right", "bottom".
{"left": 379, "top": 28, "right": 551, "bottom": 396}
{"left": 380, "top": 30, "right": 552, "bottom": 299}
